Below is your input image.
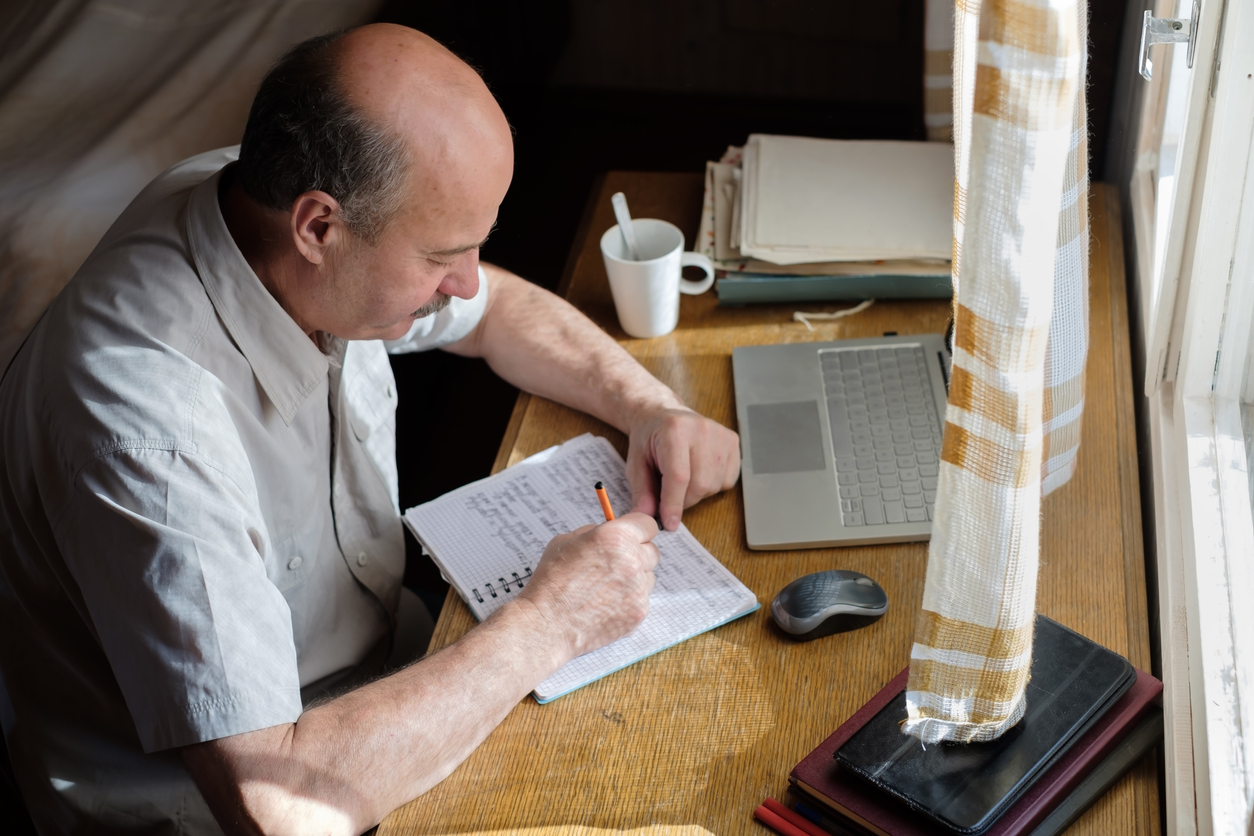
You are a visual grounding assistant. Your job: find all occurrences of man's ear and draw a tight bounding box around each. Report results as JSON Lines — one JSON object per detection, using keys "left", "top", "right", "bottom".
{"left": 290, "top": 191, "right": 345, "bottom": 265}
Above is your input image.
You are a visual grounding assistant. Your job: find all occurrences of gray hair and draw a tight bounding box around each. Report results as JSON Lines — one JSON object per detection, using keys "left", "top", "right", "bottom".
{"left": 236, "top": 33, "right": 410, "bottom": 244}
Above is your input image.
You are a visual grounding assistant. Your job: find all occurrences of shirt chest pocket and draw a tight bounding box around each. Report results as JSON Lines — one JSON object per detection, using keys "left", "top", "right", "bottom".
{"left": 345, "top": 382, "right": 397, "bottom": 444}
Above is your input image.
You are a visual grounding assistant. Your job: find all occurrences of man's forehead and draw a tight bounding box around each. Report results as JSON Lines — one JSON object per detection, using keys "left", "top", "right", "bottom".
{"left": 398, "top": 207, "right": 498, "bottom": 256}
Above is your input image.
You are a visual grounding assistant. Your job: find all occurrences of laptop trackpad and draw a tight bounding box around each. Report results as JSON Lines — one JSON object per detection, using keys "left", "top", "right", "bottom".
{"left": 748, "top": 401, "right": 826, "bottom": 474}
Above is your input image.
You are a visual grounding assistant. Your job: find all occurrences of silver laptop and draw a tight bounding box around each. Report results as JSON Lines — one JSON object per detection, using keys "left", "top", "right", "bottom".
{"left": 733, "top": 334, "right": 951, "bottom": 550}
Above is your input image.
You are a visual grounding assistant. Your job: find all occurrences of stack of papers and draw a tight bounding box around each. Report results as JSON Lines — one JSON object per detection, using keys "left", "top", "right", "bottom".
{"left": 739, "top": 135, "right": 954, "bottom": 263}
{"left": 697, "top": 135, "right": 956, "bottom": 304}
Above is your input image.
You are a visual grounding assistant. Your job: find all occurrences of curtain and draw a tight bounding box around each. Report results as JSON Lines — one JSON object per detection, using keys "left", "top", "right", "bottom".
{"left": 0, "top": 0, "right": 382, "bottom": 371}
{"left": 904, "top": 0, "right": 1090, "bottom": 744}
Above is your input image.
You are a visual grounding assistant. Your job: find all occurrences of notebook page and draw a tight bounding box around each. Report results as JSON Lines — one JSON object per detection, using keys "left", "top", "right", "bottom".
{"left": 402, "top": 434, "right": 760, "bottom": 701}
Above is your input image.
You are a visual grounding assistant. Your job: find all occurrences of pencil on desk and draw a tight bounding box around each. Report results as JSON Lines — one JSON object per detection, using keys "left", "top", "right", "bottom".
{"left": 790, "top": 800, "right": 859, "bottom": 836}
{"left": 594, "top": 481, "right": 615, "bottom": 521}
{"left": 763, "top": 798, "right": 833, "bottom": 836}
{"left": 752, "top": 802, "right": 812, "bottom": 836}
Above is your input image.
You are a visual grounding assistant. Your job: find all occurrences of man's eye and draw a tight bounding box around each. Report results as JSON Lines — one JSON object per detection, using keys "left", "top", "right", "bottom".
{"left": 428, "top": 258, "right": 453, "bottom": 267}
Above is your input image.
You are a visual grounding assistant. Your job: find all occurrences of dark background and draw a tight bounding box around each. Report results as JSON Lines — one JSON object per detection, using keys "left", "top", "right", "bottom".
{"left": 378, "top": 0, "right": 1130, "bottom": 617}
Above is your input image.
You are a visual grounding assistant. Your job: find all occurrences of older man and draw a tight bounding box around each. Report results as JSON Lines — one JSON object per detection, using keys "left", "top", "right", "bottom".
{"left": 0, "top": 24, "right": 739, "bottom": 835}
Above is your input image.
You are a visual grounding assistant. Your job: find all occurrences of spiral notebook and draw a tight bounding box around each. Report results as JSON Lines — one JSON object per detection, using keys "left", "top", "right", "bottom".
{"left": 402, "top": 434, "right": 761, "bottom": 703}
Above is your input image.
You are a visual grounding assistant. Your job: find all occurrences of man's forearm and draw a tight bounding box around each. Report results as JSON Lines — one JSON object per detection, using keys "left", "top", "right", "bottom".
{"left": 184, "top": 599, "right": 566, "bottom": 835}
{"left": 186, "top": 513, "right": 662, "bottom": 835}
{"left": 448, "top": 265, "right": 683, "bottom": 433}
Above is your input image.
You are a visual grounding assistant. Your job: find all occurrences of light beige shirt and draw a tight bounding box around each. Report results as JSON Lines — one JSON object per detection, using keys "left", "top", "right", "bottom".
{"left": 0, "top": 147, "right": 489, "bottom": 833}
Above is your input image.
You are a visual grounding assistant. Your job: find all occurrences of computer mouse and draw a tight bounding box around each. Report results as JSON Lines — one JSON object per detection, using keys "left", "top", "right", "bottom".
{"left": 771, "top": 570, "right": 888, "bottom": 641}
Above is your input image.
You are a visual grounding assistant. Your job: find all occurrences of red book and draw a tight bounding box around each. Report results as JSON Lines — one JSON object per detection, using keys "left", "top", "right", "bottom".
{"left": 789, "top": 667, "right": 1163, "bottom": 836}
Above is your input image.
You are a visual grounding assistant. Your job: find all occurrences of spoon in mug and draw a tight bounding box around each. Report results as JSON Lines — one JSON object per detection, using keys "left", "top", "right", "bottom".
{"left": 611, "top": 192, "right": 642, "bottom": 261}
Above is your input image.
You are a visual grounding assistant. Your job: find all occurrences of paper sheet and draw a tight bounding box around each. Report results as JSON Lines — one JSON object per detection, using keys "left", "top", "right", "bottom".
{"left": 403, "top": 434, "right": 760, "bottom": 701}
{"left": 739, "top": 135, "right": 955, "bottom": 264}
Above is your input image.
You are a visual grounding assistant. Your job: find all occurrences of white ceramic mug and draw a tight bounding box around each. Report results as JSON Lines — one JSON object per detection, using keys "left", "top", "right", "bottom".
{"left": 600, "top": 219, "right": 715, "bottom": 338}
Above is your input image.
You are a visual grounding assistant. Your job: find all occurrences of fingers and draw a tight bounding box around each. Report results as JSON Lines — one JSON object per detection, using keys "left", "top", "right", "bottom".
{"left": 595, "top": 515, "right": 659, "bottom": 578}
{"left": 723, "top": 434, "right": 742, "bottom": 490}
{"left": 627, "top": 409, "right": 740, "bottom": 531}
{"left": 638, "top": 541, "right": 661, "bottom": 572}
{"left": 625, "top": 447, "right": 659, "bottom": 519}
{"left": 681, "top": 434, "right": 726, "bottom": 509}
{"left": 641, "top": 567, "right": 658, "bottom": 596}
{"left": 608, "top": 511, "right": 659, "bottom": 544}
{"left": 660, "top": 423, "right": 740, "bottom": 528}
{"left": 657, "top": 445, "right": 691, "bottom": 532}
{"left": 713, "top": 425, "right": 741, "bottom": 490}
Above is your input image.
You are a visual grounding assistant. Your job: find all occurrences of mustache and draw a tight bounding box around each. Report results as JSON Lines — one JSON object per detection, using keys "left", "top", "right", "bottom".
{"left": 411, "top": 292, "right": 452, "bottom": 319}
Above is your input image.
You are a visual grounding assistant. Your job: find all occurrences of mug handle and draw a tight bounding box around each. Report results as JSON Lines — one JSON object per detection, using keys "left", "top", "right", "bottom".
{"left": 679, "top": 252, "right": 716, "bottom": 295}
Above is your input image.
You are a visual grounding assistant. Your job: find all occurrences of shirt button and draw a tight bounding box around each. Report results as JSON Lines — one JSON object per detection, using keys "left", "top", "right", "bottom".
{"left": 287, "top": 556, "right": 303, "bottom": 570}
{"left": 357, "top": 552, "right": 368, "bottom": 567}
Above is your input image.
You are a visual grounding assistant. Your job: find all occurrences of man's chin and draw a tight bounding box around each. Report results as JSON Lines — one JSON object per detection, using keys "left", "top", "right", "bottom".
{"left": 376, "top": 321, "right": 417, "bottom": 341}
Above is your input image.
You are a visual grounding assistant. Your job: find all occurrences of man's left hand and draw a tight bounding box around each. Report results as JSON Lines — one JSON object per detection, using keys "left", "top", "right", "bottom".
{"left": 625, "top": 407, "right": 740, "bottom": 531}
{"left": 450, "top": 270, "right": 741, "bottom": 531}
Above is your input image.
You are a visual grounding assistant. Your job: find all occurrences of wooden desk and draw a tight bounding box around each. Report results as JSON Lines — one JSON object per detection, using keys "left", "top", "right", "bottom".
{"left": 380, "top": 174, "right": 1159, "bottom": 836}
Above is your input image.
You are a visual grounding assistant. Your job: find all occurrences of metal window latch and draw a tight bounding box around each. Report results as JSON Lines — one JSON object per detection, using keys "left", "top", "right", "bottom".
{"left": 1140, "top": 0, "right": 1199, "bottom": 80}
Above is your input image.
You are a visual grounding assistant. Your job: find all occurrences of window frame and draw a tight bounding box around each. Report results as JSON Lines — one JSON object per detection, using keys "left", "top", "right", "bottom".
{"left": 1134, "top": 0, "right": 1254, "bottom": 831}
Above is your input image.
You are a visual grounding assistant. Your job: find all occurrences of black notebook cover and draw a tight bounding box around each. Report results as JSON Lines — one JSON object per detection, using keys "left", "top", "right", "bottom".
{"left": 834, "top": 615, "right": 1136, "bottom": 835}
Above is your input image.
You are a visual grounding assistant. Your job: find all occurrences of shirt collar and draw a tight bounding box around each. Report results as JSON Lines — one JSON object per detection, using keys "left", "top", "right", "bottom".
{"left": 185, "top": 165, "right": 329, "bottom": 426}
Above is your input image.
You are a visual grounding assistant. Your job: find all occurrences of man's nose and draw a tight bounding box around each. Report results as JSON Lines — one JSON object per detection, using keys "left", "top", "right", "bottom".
{"left": 438, "top": 250, "right": 480, "bottom": 300}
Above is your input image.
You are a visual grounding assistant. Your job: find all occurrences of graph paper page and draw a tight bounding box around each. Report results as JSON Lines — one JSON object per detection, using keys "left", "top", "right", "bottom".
{"left": 402, "top": 434, "right": 759, "bottom": 701}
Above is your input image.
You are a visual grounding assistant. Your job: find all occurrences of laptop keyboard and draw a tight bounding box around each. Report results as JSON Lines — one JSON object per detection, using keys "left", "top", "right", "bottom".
{"left": 820, "top": 345, "right": 942, "bottom": 527}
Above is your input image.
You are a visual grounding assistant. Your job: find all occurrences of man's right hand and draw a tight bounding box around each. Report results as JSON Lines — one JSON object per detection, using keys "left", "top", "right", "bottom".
{"left": 516, "top": 512, "right": 660, "bottom": 660}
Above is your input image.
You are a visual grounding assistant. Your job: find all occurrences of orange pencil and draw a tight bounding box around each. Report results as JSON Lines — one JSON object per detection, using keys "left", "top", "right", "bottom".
{"left": 594, "top": 481, "right": 616, "bottom": 521}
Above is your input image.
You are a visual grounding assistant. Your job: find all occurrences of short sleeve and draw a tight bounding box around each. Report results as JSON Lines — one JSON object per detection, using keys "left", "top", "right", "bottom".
{"left": 383, "top": 265, "right": 490, "bottom": 355}
{"left": 59, "top": 446, "right": 302, "bottom": 753}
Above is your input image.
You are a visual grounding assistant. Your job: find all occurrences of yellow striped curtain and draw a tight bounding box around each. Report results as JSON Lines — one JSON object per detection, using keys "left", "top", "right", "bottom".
{"left": 903, "top": 0, "right": 1089, "bottom": 744}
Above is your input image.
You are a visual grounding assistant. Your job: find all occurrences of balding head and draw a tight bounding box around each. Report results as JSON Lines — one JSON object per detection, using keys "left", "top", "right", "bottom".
{"left": 336, "top": 24, "right": 508, "bottom": 149}
{"left": 335, "top": 25, "right": 514, "bottom": 251}
{"left": 237, "top": 24, "right": 513, "bottom": 244}
{"left": 229, "top": 25, "right": 514, "bottom": 341}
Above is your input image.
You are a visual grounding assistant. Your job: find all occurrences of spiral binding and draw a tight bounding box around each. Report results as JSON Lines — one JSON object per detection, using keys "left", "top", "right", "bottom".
{"left": 471, "top": 566, "right": 532, "bottom": 603}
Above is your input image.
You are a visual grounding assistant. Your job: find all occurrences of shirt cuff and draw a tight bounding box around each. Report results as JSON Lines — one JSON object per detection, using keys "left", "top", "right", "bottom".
{"left": 137, "top": 686, "right": 303, "bottom": 753}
